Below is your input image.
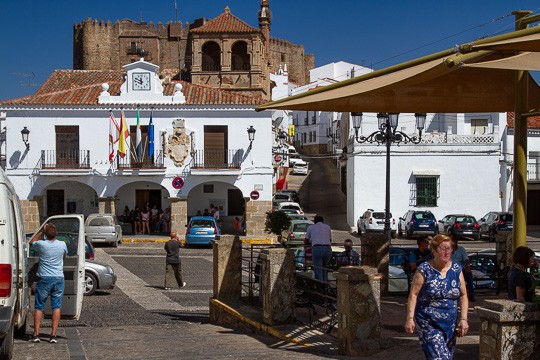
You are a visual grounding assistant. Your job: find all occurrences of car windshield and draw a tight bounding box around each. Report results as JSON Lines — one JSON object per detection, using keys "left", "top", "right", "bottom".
{"left": 293, "top": 223, "right": 310, "bottom": 232}
{"left": 455, "top": 216, "right": 476, "bottom": 223}
{"left": 88, "top": 218, "right": 112, "bottom": 226}
{"left": 294, "top": 163, "right": 307, "bottom": 168}
{"left": 190, "top": 220, "right": 214, "bottom": 228}
{"left": 274, "top": 194, "right": 290, "bottom": 200}
{"left": 500, "top": 214, "right": 513, "bottom": 221}
{"left": 414, "top": 212, "right": 434, "bottom": 220}
{"left": 282, "top": 205, "right": 300, "bottom": 211}
{"left": 372, "top": 212, "right": 391, "bottom": 219}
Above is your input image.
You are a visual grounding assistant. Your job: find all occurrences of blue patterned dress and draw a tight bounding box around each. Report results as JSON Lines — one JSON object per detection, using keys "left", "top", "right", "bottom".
{"left": 415, "top": 261, "right": 462, "bottom": 360}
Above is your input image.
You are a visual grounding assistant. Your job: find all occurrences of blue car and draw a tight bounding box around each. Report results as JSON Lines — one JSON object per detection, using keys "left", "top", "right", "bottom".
{"left": 185, "top": 216, "right": 220, "bottom": 246}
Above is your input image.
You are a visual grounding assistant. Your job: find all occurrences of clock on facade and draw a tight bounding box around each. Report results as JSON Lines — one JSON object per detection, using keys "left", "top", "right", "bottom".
{"left": 132, "top": 72, "right": 151, "bottom": 90}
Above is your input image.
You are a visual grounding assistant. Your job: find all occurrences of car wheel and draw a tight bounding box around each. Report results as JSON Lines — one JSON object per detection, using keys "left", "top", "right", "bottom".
{"left": 0, "top": 322, "right": 14, "bottom": 359}
{"left": 84, "top": 272, "right": 97, "bottom": 296}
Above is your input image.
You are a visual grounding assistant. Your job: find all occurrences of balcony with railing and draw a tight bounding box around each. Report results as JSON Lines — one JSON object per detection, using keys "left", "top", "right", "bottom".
{"left": 527, "top": 163, "right": 540, "bottom": 181}
{"left": 191, "top": 149, "right": 242, "bottom": 169}
{"left": 117, "top": 151, "right": 165, "bottom": 170}
{"left": 41, "top": 150, "right": 90, "bottom": 169}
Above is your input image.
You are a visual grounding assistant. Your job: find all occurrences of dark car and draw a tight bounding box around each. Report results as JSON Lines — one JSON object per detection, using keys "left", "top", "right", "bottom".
{"left": 280, "top": 189, "right": 300, "bottom": 203}
{"left": 398, "top": 210, "right": 438, "bottom": 238}
{"left": 438, "top": 214, "right": 480, "bottom": 240}
{"left": 478, "top": 212, "right": 513, "bottom": 241}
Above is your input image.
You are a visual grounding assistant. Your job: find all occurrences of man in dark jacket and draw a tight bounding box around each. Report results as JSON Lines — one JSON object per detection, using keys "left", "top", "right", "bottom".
{"left": 164, "top": 231, "right": 186, "bottom": 290}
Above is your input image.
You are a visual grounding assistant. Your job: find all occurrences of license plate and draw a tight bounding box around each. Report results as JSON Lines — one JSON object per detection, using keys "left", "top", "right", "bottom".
{"left": 419, "top": 224, "right": 428, "bottom": 228}
{"left": 196, "top": 231, "right": 207, "bottom": 235}
{"left": 94, "top": 238, "right": 105, "bottom": 241}
{"left": 463, "top": 231, "right": 472, "bottom": 234}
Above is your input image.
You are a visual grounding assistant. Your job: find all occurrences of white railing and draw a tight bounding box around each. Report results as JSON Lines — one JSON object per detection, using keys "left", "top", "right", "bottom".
{"left": 419, "top": 133, "right": 495, "bottom": 144}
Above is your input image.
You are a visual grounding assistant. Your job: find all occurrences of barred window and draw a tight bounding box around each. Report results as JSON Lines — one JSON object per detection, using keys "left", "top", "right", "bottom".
{"left": 410, "top": 176, "right": 439, "bottom": 207}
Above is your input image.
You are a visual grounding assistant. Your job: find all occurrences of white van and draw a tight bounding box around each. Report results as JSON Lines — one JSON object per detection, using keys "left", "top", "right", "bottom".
{"left": 0, "top": 169, "right": 29, "bottom": 358}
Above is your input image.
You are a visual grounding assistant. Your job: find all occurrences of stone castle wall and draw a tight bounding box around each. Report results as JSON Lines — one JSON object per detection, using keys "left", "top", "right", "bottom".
{"left": 73, "top": 18, "right": 313, "bottom": 87}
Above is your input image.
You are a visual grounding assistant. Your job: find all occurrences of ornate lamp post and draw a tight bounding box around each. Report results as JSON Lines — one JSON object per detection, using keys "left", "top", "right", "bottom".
{"left": 351, "top": 112, "right": 426, "bottom": 240}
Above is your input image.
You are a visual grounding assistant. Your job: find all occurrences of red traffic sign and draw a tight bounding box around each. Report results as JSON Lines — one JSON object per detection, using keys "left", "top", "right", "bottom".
{"left": 172, "top": 177, "right": 184, "bottom": 189}
{"left": 274, "top": 154, "right": 282, "bottom": 162}
{"left": 250, "top": 190, "right": 260, "bottom": 200}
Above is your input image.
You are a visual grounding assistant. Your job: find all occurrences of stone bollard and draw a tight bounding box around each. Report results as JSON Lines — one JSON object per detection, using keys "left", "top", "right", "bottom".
{"left": 360, "top": 233, "right": 389, "bottom": 295}
{"left": 260, "top": 247, "right": 296, "bottom": 325}
{"left": 212, "top": 235, "right": 242, "bottom": 300}
{"left": 494, "top": 230, "right": 512, "bottom": 271}
{"left": 335, "top": 266, "right": 382, "bottom": 356}
{"left": 476, "top": 299, "right": 540, "bottom": 360}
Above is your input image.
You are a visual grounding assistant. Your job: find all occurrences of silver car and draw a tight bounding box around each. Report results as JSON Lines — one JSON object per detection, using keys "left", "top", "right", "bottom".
{"left": 85, "top": 260, "right": 117, "bottom": 296}
{"left": 85, "top": 213, "right": 123, "bottom": 247}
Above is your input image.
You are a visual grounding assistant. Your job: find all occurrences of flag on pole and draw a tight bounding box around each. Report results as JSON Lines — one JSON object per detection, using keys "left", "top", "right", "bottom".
{"left": 108, "top": 110, "right": 119, "bottom": 163}
{"left": 148, "top": 110, "right": 154, "bottom": 158}
{"left": 118, "top": 110, "right": 129, "bottom": 158}
{"left": 135, "top": 108, "right": 142, "bottom": 160}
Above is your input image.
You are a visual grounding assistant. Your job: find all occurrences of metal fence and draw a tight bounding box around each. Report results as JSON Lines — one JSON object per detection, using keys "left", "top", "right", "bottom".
{"left": 41, "top": 150, "right": 90, "bottom": 169}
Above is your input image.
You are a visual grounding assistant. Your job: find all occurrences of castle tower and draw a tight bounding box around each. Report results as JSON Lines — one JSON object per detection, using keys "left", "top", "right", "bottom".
{"left": 258, "top": 0, "right": 272, "bottom": 69}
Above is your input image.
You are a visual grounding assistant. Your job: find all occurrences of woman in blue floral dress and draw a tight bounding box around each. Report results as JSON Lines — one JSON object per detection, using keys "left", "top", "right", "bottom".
{"left": 405, "top": 234, "right": 469, "bottom": 359}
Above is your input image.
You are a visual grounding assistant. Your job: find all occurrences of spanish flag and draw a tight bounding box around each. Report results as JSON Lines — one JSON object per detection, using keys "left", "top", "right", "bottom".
{"left": 118, "top": 110, "right": 129, "bottom": 158}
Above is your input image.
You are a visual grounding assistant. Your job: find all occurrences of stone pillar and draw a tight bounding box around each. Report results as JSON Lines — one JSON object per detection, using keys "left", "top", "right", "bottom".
{"left": 260, "top": 247, "right": 296, "bottom": 325}
{"left": 20, "top": 197, "right": 42, "bottom": 233}
{"left": 335, "top": 266, "right": 382, "bottom": 356}
{"left": 169, "top": 197, "right": 187, "bottom": 234}
{"left": 245, "top": 198, "right": 271, "bottom": 237}
{"left": 211, "top": 235, "right": 242, "bottom": 301}
{"left": 477, "top": 299, "right": 540, "bottom": 360}
{"left": 98, "top": 197, "right": 116, "bottom": 215}
{"left": 360, "top": 233, "right": 389, "bottom": 294}
{"left": 494, "top": 231, "right": 512, "bottom": 271}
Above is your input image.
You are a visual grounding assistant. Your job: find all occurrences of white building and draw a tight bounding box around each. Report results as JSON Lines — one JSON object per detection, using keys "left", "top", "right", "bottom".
{"left": 344, "top": 112, "right": 505, "bottom": 231}
{"left": 0, "top": 59, "right": 274, "bottom": 235}
{"left": 289, "top": 61, "right": 372, "bottom": 155}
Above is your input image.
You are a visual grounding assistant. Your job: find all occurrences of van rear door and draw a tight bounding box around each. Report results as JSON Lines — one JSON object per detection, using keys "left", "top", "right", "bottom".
{"left": 27, "top": 215, "right": 85, "bottom": 320}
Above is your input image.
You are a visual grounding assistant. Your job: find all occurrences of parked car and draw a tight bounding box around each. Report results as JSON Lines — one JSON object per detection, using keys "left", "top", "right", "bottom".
{"left": 398, "top": 210, "right": 438, "bottom": 238}
{"left": 85, "top": 213, "right": 123, "bottom": 247}
{"left": 293, "top": 245, "right": 346, "bottom": 272}
{"left": 279, "top": 189, "right": 300, "bottom": 203}
{"left": 356, "top": 209, "right": 397, "bottom": 238}
{"left": 468, "top": 252, "right": 500, "bottom": 289}
{"left": 287, "top": 213, "right": 308, "bottom": 221}
{"left": 273, "top": 191, "right": 296, "bottom": 203}
{"left": 185, "top": 216, "right": 221, "bottom": 246}
{"left": 291, "top": 161, "right": 309, "bottom": 175}
{"left": 84, "top": 260, "right": 117, "bottom": 296}
{"left": 478, "top": 212, "right": 513, "bottom": 241}
{"left": 277, "top": 201, "right": 304, "bottom": 214}
{"left": 283, "top": 220, "right": 314, "bottom": 247}
{"left": 289, "top": 153, "right": 303, "bottom": 166}
{"left": 438, "top": 214, "right": 480, "bottom": 240}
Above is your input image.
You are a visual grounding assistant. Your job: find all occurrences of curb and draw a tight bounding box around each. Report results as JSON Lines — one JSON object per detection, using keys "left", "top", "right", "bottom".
{"left": 121, "top": 237, "right": 277, "bottom": 244}
{"left": 209, "top": 298, "right": 311, "bottom": 346}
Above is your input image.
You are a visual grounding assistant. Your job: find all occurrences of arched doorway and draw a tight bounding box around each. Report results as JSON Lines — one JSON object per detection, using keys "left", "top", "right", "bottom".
{"left": 187, "top": 181, "right": 245, "bottom": 234}
{"left": 202, "top": 41, "right": 221, "bottom": 71}
{"left": 42, "top": 181, "right": 98, "bottom": 218}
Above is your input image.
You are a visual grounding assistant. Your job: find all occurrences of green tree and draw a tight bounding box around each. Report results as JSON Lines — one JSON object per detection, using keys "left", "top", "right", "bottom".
{"left": 264, "top": 211, "right": 291, "bottom": 243}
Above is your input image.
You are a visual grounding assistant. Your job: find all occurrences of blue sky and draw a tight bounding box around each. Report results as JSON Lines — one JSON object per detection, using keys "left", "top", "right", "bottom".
{"left": 1, "top": 0, "right": 540, "bottom": 100}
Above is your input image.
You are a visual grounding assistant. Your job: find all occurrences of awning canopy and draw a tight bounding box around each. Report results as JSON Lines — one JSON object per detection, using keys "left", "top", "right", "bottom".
{"left": 257, "top": 25, "right": 540, "bottom": 114}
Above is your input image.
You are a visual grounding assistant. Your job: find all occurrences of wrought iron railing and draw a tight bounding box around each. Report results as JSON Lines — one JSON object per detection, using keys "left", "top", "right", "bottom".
{"left": 41, "top": 150, "right": 90, "bottom": 169}
{"left": 527, "top": 163, "right": 540, "bottom": 181}
{"left": 191, "top": 149, "right": 242, "bottom": 169}
{"left": 117, "top": 151, "right": 164, "bottom": 169}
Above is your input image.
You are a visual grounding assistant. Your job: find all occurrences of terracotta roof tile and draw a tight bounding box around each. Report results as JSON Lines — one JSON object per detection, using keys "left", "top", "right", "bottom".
{"left": 507, "top": 112, "right": 540, "bottom": 129}
{"left": 0, "top": 70, "right": 264, "bottom": 106}
{"left": 191, "top": 7, "right": 259, "bottom": 34}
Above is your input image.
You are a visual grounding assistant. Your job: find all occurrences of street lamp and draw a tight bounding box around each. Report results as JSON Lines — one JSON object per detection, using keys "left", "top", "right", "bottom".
{"left": 247, "top": 125, "right": 256, "bottom": 150}
{"left": 21, "top": 127, "right": 30, "bottom": 150}
{"left": 352, "top": 112, "right": 426, "bottom": 240}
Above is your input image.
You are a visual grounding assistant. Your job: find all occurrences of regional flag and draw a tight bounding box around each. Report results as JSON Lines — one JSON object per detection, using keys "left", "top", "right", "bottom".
{"left": 135, "top": 108, "right": 142, "bottom": 160}
{"left": 108, "top": 110, "right": 119, "bottom": 163}
{"left": 148, "top": 110, "right": 154, "bottom": 158}
{"left": 118, "top": 110, "right": 129, "bottom": 158}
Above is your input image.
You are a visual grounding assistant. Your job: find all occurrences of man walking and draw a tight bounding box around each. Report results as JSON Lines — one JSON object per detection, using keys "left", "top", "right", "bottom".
{"left": 29, "top": 223, "right": 68, "bottom": 343}
{"left": 164, "top": 231, "right": 186, "bottom": 290}
{"left": 305, "top": 215, "right": 332, "bottom": 281}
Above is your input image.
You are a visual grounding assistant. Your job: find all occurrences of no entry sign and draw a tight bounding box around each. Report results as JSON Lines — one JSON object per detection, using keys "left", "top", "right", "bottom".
{"left": 274, "top": 154, "right": 282, "bottom": 162}
{"left": 250, "top": 190, "right": 260, "bottom": 200}
{"left": 172, "top": 177, "right": 184, "bottom": 189}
